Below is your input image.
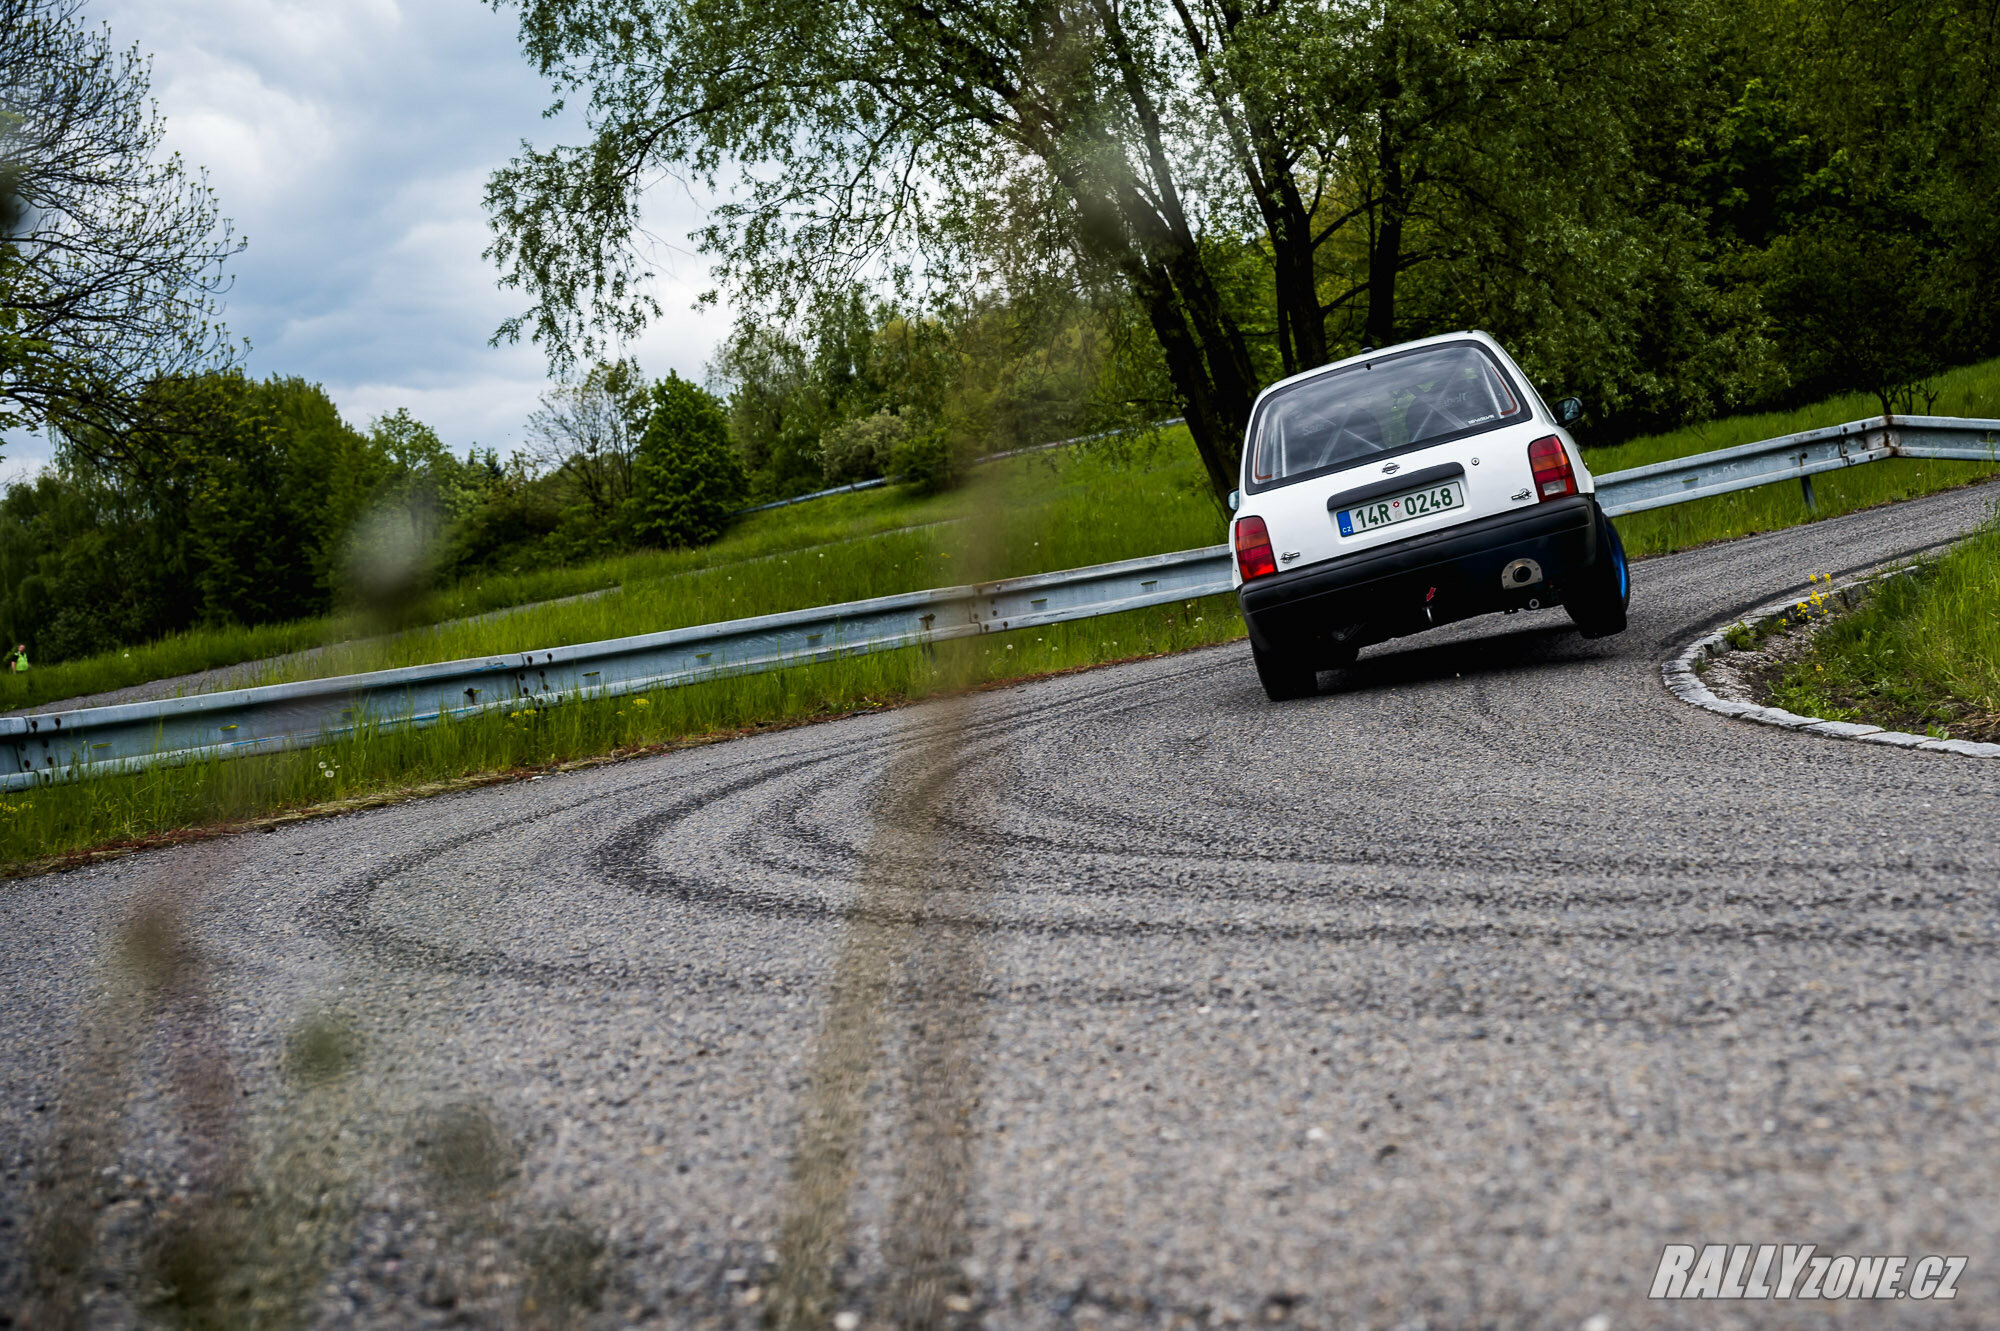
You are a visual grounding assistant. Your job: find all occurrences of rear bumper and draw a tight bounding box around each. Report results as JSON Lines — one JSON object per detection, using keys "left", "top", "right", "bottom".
{"left": 1238, "top": 495, "right": 1600, "bottom": 659}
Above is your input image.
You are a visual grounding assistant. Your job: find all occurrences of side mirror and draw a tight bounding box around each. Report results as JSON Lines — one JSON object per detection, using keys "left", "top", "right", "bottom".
{"left": 1553, "top": 396, "right": 1585, "bottom": 429}
{"left": 1227, "top": 489, "right": 1240, "bottom": 512}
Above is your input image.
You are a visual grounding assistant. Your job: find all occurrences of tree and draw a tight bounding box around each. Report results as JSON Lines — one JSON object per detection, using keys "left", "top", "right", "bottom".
{"left": 0, "top": 0, "right": 243, "bottom": 456}
{"left": 708, "top": 291, "right": 959, "bottom": 497}
{"left": 2, "top": 374, "right": 415, "bottom": 654}
{"left": 486, "top": 0, "right": 1738, "bottom": 501}
{"left": 820, "top": 407, "right": 914, "bottom": 484}
{"left": 524, "top": 358, "right": 649, "bottom": 516}
{"left": 628, "top": 372, "right": 745, "bottom": 547}
{"left": 1719, "top": 1, "right": 2000, "bottom": 400}
{"left": 709, "top": 320, "right": 825, "bottom": 497}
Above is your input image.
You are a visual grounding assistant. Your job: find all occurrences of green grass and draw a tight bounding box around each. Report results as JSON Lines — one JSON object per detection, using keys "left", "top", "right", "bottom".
{"left": 1588, "top": 358, "right": 2000, "bottom": 558}
{"left": 1765, "top": 515, "right": 2000, "bottom": 738}
{"left": 244, "top": 439, "right": 1223, "bottom": 684}
{"left": 0, "top": 429, "right": 1222, "bottom": 710}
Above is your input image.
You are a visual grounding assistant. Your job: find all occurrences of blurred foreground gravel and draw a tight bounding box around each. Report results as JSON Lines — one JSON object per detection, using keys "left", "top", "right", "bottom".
{"left": 4, "top": 484, "right": 1999, "bottom": 1329}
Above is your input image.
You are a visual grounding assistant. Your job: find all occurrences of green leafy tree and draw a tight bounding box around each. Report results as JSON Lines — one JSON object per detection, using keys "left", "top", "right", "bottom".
{"left": 628, "top": 373, "right": 745, "bottom": 547}
{"left": 1710, "top": 1, "right": 2000, "bottom": 407}
{"left": 486, "top": 0, "right": 1740, "bottom": 500}
{"left": 0, "top": 374, "right": 422, "bottom": 658}
{"left": 819, "top": 408, "right": 913, "bottom": 485}
{"left": 709, "top": 291, "right": 962, "bottom": 497}
{"left": 0, "top": 0, "right": 244, "bottom": 457}
{"left": 710, "top": 321, "right": 825, "bottom": 497}
{"left": 524, "top": 358, "right": 649, "bottom": 517}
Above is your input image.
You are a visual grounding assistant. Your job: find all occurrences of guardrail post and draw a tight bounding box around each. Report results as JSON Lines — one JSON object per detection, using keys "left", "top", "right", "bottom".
{"left": 1801, "top": 473, "right": 1819, "bottom": 515}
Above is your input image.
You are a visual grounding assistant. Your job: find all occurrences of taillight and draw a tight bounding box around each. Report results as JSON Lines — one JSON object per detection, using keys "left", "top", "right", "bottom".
{"left": 1528, "top": 435, "right": 1577, "bottom": 500}
{"left": 1234, "top": 515, "right": 1278, "bottom": 580}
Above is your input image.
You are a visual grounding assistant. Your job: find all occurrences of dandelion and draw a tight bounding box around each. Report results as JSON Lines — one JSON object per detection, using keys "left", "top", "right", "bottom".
{"left": 634, "top": 697, "right": 650, "bottom": 707}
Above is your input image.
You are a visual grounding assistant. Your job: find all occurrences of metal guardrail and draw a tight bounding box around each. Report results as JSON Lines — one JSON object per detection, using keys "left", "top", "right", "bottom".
{"left": 1594, "top": 414, "right": 2000, "bottom": 516}
{"left": 7, "top": 414, "right": 1996, "bottom": 789}
{"left": 0, "top": 545, "right": 1233, "bottom": 790}
{"left": 732, "top": 476, "right": 893, "bottom": 515}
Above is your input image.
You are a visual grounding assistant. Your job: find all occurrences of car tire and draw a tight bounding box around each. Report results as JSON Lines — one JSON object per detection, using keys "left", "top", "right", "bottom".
{"left": 1252, "top": 641, "right": 1319, "bottom": 701}
{"left": 1567, "top": 506, "right": 1630, "bottom": 639}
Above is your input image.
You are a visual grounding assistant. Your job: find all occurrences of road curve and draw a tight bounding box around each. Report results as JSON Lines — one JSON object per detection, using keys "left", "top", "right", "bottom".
{"left": 5, "top": 482, "right": 2000, "bottom": 1328}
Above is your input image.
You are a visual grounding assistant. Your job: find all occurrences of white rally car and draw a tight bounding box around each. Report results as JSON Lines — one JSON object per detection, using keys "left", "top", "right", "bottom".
{"left": 1230, "top": 330, "right": 1629, "bottom": 700}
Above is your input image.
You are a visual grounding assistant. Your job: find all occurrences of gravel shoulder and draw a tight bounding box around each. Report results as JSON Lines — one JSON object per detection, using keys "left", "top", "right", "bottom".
{"left": 4, "top": 484, "right": 1998, "bottom": 1328}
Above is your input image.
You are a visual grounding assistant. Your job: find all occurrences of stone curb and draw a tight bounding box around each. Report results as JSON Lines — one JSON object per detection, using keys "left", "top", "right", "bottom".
{"left": 1663, "top": 564, "right": 2000, "bottom": 761}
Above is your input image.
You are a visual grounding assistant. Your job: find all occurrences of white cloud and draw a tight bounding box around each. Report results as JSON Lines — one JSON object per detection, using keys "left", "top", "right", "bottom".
{"left": 14, "top": 0, "right": 738, "bottom": 469}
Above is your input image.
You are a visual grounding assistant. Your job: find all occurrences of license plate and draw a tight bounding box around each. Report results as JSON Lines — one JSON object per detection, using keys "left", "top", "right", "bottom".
{"left": 1336, "top": 480, "right": 1466, "bottom": 536}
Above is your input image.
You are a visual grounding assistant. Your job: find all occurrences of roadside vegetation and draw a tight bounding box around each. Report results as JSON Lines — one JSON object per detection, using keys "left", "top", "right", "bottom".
{"left": 1602, "top": 357, "right": 2000, "bottom": 558}
{"left": 0, "top": 424, "right": 1221, "bottom": 710}
{"left": 1764, "top": 516, "right": 2000, "bottom": 739}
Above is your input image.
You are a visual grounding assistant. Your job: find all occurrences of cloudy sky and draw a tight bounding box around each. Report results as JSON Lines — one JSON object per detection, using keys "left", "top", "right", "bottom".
{"left": 3, "top": 0, "right": 730, "bottom": 480}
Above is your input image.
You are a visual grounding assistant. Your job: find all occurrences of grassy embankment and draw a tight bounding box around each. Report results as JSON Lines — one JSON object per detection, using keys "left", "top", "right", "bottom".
{"left": 0, "top": 480, "right": 1074, "bottom": 712}
{"left": 6, "top": 363, "right": 2000, "bottom": 867}
{"left": 1597, "top": 359, "right": 2000, "bottom": 557}
{"left": 0, "top": 438, "right": 1241, "bottom": 865}
{"left": 1763, "top": 517, "right": 2000, "bottom": 741}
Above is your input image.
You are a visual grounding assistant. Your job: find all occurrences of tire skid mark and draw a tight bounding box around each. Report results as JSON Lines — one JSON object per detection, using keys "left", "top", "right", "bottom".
{"left": 319, "top": 722, "right": 1993, "bottom": 993}
{"left": 301, "top": 521, "right": 1994, "bottom": 998}
{"left": 768, "top": 692, "right": 1001, "bottom": 1328}
{"left": 311, "top": 750, "right": 848, "bottom": 984}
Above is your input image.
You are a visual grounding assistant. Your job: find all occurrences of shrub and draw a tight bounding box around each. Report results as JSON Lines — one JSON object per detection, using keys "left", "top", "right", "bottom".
{"left": 628, "top": 373, "right": 746, "bottom": 547}
{"left": 819, "top": 408, "right": 912, "bottom": 484}
{"left": 890, "top": 423, "right": 960, "bottom": 495}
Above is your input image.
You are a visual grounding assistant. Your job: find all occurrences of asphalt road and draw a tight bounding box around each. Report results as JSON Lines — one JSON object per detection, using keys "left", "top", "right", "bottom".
{"left": 5, "top": 483, "right": 2000, "bottom": 1329}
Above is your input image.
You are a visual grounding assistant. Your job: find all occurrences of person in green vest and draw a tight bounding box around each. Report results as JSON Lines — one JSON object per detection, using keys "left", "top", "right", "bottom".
{"left": 8, "top": 644, "right": 25, "bottom": 672}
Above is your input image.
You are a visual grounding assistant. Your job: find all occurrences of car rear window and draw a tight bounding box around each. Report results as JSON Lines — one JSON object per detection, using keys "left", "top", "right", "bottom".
{"left": 1246, "top": 343, "right": 1527, "bottom": 491}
